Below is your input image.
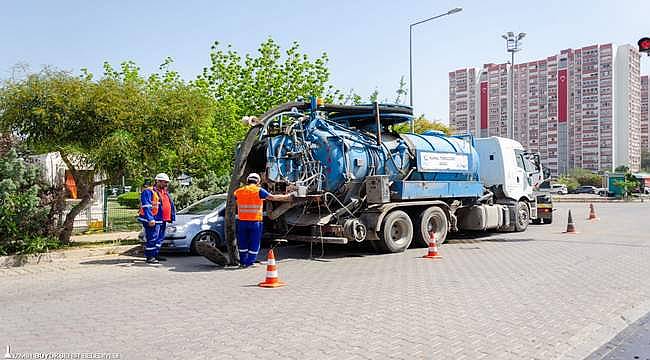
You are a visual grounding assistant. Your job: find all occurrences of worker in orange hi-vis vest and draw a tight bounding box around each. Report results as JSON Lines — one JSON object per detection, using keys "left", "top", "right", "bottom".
{"left": 137, "top": 173, "right": 176, "bottom": 264}
{"left": 234, "top": 173, "right": 293, "bottom": 268}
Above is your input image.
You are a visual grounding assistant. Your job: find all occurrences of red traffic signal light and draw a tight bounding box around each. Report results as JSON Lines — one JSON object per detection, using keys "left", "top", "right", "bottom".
{"left": 639, "top": 37, "right": 650, "bottom": 53}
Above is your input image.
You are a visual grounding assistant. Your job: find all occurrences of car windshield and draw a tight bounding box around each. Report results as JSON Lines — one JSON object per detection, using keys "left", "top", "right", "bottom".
{"left": 178, "top": 196, "right": 226, "bottom": 215}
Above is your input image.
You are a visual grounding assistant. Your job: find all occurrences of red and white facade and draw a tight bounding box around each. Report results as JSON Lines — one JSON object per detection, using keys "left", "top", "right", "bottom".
{"left": 449, "top": 43, "right": 642, "bottom": 175}
{"left": 642, "top": 75, "right": 649, "bottom": 153}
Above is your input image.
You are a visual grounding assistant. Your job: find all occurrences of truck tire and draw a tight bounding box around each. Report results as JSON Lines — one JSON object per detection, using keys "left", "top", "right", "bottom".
{"left": 545, "top": 215, "right": 553, "bottom": 224}
{"left": 414, "top": 206, "right": 448, "bottom": 247}
{"left": 514, "top": 201, "right": 530, "bottom": 232}
{"left": 376, "top": 210, "right": 413, "bottom": 253}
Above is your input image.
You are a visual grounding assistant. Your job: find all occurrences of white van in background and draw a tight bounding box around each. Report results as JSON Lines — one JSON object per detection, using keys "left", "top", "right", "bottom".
{"left": 539, "top": 181, "right": 568, "bottom": 195}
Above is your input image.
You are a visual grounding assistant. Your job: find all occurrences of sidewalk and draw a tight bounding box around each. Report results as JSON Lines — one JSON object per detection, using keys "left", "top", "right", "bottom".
{"left": 1, "top": 231, "right": 141, "bottom": 268}
{"left": 70, "top": 231, "right": 140, "bottom": 243}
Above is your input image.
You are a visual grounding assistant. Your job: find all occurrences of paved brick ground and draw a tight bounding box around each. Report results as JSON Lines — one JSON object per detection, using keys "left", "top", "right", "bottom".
{"left": 1, "top": 202, "right": 650, "bottom": 359}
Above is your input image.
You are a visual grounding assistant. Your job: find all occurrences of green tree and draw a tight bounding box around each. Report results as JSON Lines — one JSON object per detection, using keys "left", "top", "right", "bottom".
{"left": 615, "top": 165, "right": 629, "bottom": 173}
{"left": 392, "top": 115, "right": 452, "bottom": 135}
{"left": 568, "top": 168, "right": 602, "bottom": 187}
{"left": 195, "top": 38, "right": 349, "bottom": 175}
{"left": 198, "top": 38, "right": 343, "bottom": 118}
{"left": 0, "top": 62, "right": 214, "bottom": 243}
{"left": 368, "top": 89, "right": 379, "bottom": 103}
{"left": 614, "top": 172, "right": 639, "bottom": 198}
{"left": 394, "top": 76, "right": 408, "bottom": 104}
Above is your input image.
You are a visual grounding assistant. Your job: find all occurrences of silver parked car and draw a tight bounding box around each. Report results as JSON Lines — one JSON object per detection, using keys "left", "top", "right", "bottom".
{"left": 139, "top": 194, "right": 226, "bottom": 254}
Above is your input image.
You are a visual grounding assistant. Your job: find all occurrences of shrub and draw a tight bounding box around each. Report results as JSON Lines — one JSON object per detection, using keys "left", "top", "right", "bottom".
{"left": 556, "top": 176, "right": 579, "bottom": 192}
{"left": 0, "top": 149, "right": 60, "bottom": 255}
{"left": 569, "top": 168, "right": 602, "bottom": 187}
{"left": 116, "top": 191, "right": 141, "bottom": 209}
{"left": 170, "top": 171, "right": 230, "bottom": 210}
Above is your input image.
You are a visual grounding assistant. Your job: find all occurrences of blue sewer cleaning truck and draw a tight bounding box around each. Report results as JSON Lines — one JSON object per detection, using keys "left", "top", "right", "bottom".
{"left": 198, "top": 99, "right": 544, "bottom": 265}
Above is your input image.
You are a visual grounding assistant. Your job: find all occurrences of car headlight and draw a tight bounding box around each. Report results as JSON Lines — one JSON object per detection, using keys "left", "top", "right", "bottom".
{"left": 167, "top": 224, "right": 188, "bottom": 234}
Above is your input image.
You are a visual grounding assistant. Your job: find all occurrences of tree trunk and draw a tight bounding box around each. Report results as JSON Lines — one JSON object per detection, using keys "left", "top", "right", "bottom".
{"left": 57, "top": 153, "right": 96, "bottom": 245}
{"left": 58, "top": 195, "right": 92, "bottom": 244}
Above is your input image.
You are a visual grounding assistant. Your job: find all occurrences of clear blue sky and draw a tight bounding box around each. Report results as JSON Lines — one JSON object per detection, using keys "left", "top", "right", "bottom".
{"left": 2, "top": 0, "right": 648, "bottom": 122}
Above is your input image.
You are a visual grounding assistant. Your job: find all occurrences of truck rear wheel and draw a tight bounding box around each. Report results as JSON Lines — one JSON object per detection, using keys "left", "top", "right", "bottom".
{"left": 514, "top": 201, "right": 530, "bottom": 232}
{"left": 414, "top": 206, "right": 448, "bottom": 247}
{"left": 376, "top": 210, "right": 413, "bottom": 253}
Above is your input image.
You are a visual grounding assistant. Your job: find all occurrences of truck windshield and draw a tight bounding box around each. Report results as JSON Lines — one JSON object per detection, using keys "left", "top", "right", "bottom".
{"left": 514, "top": 149, "right": 527, "bottom": 171}
{"left": 516, "top": 150, "right": 538, "bottom": 172}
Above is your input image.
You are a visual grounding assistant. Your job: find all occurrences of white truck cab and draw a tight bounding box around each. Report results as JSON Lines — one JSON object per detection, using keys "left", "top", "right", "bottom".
{"left": 474, "top": 137, "right": 536, "bottom": 203}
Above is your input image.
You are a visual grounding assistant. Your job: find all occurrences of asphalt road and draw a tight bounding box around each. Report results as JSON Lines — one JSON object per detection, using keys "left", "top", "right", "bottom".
{"left": 1, "top": 202, "right": 650, "bottom": 359}
{"left": 587, "top": 310, "right": 650, "bottom": 360}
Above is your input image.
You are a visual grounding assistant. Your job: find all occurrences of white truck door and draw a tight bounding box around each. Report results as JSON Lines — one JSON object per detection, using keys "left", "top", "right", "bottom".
{"left": 512, "top": 149, "right": 533, "bottom": 200}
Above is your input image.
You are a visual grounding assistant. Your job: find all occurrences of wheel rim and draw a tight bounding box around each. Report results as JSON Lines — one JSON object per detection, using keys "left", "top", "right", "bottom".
{"left": 423, "top": 210, "right": 446, "bottom": 244}
{"left": 518, "top": 205, "right": 529, "bottom": 227}
{"left": 427, "top": 217, "right": 439, "bottom": 236}
{"left": 390, "top": 219, "right": 409, "bottom": 246}
{"left": 198, "top": 232, "right": 217, "bottom": 247}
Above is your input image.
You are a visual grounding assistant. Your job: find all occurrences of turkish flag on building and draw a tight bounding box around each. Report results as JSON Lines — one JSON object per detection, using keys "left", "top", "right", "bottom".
{"left": 480, "top": 82, "right": 488, "bottom": 129}
{"left": 558, "top": 69, "right": 568, "bottom": 123}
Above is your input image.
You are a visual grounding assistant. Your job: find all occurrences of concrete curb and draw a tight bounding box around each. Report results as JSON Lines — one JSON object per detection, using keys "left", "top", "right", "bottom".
{"left": 561, "top": 298, "right": 650, "bottom": 359}
{"left": 70, "top": 231, "right": 140, "bottom": 244}
{"left": 0, "top": 244, "right": 141, "bottom": 268}
{"left": 553, "top": 198, "right": 646, "bottom": 203}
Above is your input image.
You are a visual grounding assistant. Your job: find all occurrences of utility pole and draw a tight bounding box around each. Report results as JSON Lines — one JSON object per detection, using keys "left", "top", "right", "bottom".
{"left": 409, "top": 7, "right": 462, "bottom": 132}
{"left": 501, "top": 32, "right": 526, "bottom": 139}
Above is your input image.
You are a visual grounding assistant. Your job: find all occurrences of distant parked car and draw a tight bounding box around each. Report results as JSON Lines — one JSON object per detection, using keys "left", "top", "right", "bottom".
{"left": 596, "top": 188, "right": 610, "bottom": 196}
{"left": 549, "top": 184, "right": 568, "bottom": 195}
{"left": 139, "top": 194, "right": 226, "bottom": 254}
{"left": 538, "top": 182, "right": 568, "bottom": 195}
{"left": 575, "top": 185, "right": 598, "bottom": 194}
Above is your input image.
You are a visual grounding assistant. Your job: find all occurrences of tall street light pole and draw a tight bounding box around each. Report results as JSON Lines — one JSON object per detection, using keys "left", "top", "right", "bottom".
{"left": 409, "top": 7, "right": 462, "bottom": 133}
{"left": 502, "top": 32, "right": 526, "bottom": 139}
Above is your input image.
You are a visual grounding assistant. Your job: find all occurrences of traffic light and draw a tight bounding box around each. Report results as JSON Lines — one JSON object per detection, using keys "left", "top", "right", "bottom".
{"left": 639, "top": 37, "right": 650, "bottom": 54}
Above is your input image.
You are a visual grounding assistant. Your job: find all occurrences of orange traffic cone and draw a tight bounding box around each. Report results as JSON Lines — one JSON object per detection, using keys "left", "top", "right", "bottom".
{"left": 258, "top": 249, "right": 286, "bottom": 288}
{"left": 422, "top": 231, "right": 442, "bottom": 259}
{"left": 563, "top": 210, "right": 578, "bottom": 234}
{"left": 587, "top": 203, "right": 599, "bottom": 221}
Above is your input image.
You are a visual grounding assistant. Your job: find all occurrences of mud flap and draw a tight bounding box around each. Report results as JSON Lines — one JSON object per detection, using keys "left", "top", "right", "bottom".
{"left": 196, "top": 241, "right": 230, "bottom": 266}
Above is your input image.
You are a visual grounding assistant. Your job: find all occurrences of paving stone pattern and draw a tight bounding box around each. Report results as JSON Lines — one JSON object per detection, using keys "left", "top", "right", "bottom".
{"left": 1, "top": 203, "right": 650, "bottom": 359}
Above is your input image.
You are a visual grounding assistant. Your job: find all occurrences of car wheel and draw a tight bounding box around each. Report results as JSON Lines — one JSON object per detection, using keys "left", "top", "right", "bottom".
{"left": 190, "top": 231, "right": 220, "bottom": 255}
{"left": 532, "top": 218, "right": 542, "bottom": 225}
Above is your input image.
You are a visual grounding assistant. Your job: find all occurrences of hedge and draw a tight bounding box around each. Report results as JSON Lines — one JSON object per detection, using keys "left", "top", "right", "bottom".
{"left": 116, "top": 192, "right": 141, "bottom": 209}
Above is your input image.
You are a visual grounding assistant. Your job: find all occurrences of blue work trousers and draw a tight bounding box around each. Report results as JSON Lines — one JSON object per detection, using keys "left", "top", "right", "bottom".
{"left": 237, "top": 221, "right": 263, "bottom": 266}
{"left": 142, "top": 222, "right": 166, "bottom": 259}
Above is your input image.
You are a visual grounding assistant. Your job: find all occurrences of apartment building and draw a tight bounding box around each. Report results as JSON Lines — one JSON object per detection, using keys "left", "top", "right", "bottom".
{"left": 614, "top": 44, "right": 641, "bottom": 172}
{"left": 448, "top": 68, "right": 477, "bottom": 135}
{"left": 449, "top": 43, "right": 642, "bottom": 174}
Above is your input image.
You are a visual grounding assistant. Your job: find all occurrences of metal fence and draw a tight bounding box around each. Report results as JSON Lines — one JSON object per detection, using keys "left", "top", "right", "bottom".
{"left": 103, "top": 186, "right": 140, "bottom": 232}
{"left": 70, "top": 186, "right": 140, "bottom": 234}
